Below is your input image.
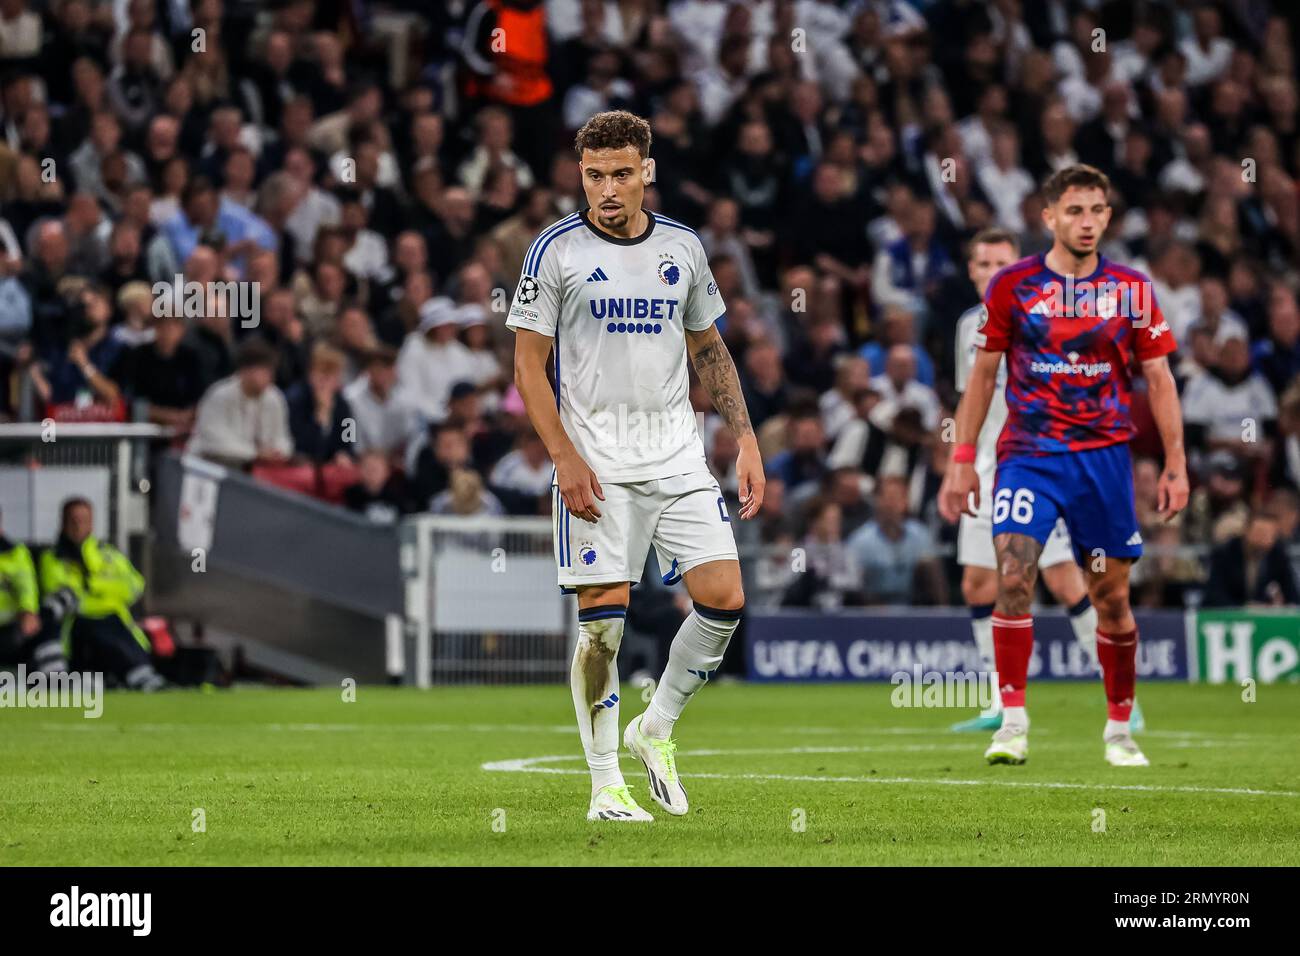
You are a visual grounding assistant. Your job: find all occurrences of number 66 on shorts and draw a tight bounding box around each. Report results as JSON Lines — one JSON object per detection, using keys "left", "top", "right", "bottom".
{"left": 990, "top": 445, "right": 1145, "bottom": 562}
{"left": 992, "top": 487, "right": 1035, "bottom": 525}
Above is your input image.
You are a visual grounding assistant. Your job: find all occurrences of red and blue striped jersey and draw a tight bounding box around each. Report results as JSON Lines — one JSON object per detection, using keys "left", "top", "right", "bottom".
{"left": 975, "top": 253, "right": 1176, "bottom": 459}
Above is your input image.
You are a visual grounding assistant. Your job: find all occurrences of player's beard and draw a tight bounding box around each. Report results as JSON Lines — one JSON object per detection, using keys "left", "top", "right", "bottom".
{"left": 1063, "top": 237, "right": 1098, "bottom": 261}
{"left": 598, "top": 204, "right": 632, "bottom": 229}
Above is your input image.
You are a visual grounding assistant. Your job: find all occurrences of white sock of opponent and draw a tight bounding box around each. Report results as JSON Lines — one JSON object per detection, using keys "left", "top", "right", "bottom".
{"left": 970, "top": 603, "right": 1002, "bottom": 714}
{"left": 572, "top": 604, "right": 628, "bottom": 795}
{"left": 1068, "top": 595, "right": 1099, "bottom": 671}
{"left": 642, "top": 602, "right": 742, "bottom": 740}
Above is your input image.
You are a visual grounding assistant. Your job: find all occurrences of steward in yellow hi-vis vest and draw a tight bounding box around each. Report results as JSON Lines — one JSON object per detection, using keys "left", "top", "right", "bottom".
{"left": 37, "top": 498, "right": 165, "bottom": 691}
{"left": 0, "top": 507, "right": 72, "bottom": 673}
{"left": 0, "top": 535, "right": 38, "bottom": 624}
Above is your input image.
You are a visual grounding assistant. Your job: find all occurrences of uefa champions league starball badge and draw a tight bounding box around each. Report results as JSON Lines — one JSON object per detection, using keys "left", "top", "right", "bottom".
{"left": 518, "top": 275, "right": 540, "bottom": 304}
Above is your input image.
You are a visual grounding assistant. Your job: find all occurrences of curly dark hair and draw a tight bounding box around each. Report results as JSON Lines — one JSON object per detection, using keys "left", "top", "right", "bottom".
{"left": 1041, "top": 164, "right": 1111, "bottom": 205}
{"left": 574, "top": 110, "right": 652, "bottom": 158}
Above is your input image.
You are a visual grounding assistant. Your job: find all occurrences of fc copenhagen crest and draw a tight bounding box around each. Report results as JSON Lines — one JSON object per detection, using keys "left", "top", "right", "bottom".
{"left": 657, "top": 254, "right": 681, "bottom": 286}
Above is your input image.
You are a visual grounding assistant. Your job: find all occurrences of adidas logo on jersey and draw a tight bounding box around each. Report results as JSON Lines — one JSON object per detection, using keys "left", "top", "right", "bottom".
{"left": 585, "top": 267, "right": 609, "bottom": 282}
{"left": 1126, "top": 531, "right": 1143, "bottom": 546}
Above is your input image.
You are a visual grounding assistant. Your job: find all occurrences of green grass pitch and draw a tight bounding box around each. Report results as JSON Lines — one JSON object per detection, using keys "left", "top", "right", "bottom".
{"left": 2, "top": 681, "right": 1298, "bottom": 865}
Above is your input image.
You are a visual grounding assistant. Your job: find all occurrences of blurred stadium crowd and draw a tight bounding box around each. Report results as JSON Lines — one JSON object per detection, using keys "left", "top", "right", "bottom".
{"left": 2, "top": 0, "right": 1300, "bottom": 609}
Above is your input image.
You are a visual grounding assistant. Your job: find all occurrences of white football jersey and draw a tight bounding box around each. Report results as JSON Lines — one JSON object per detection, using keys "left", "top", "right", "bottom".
{"left": 506, "top": 208, "right": 725, "bottom": 482}
{"left": 955, "top": 303, "right": 1008, "bottom": 484}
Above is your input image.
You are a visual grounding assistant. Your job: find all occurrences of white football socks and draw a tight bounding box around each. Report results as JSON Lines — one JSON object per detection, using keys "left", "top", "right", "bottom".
{"left": 1104, "top": 718, "right": 1131, "bottom": 739}
{"left": 1069, "top": 596, "right": 1099, "bottom": 671}
{"left": 573, "top": 605, "right": 628, "bottom": 795}
{"left": 1002, "top": 705, "right": 1028, "bottom": 730}
{"left": 642, "top": 603, "right": 742, "bottom": 740}
{"left": 970, "top": 604, "right": 1002, "bottom": 715}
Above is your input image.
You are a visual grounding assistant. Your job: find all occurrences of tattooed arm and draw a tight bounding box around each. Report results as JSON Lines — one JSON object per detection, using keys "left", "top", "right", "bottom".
{"left": 685, "top": 325, "right": 765, "bottom": 518}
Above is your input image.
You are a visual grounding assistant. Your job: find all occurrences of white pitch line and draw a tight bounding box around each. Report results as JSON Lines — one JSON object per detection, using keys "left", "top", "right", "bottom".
{"left": 481, "top": 752, "right": 1300, "bottom": 798}
{"left": 32, "top": 721, "right": 581, "bottom": 734}
{"left": 664, "top": 744, "right": 977, "bottom": 756}
{"left": 28, "top": 721, "right": 1295, "bottom": 747}
{"left": 21, "top": 722, "right": 999, "bottom": 736}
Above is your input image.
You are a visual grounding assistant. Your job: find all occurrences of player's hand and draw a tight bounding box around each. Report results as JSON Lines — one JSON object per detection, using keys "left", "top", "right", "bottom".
{"left": 736, "top": 437, "right": 766, "bottom": 519}
{"left": 945, "top": 461, "right": 980, "bottom": 519}
{"left": 937, "top": 469, "right": 960, "bottom": 524}
{"left": 556, "top": 450, "right": 604, "bottom": 522}
{"left": 1156, "top": 462, "right": 1189, "bottom": 521}
{"left": 18, "top": 612, "right": 40, "bottom": 637}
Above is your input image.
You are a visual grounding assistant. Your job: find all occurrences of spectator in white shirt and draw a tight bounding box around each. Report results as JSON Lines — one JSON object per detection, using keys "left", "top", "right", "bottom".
{"left": 1190, "top": 275, "right": 1250, "bottom": 343}
{"left": 456, "top": 303, "right": 505, "bottom": 391}
{"left": 958, "top": 85, "right": 1007, "bottom": 173}
{"left": 695, "top": 33, "right": 751, "bottom": 126}
{"left": 489, "top": 430, "right": 554, "bottom": 502}
{"left": 1039, "top": 100, "right": 1080, "bottom": 173}
{"left": 1113, "top": 17, "right": 1166, "bottom": 82}
{"left": 187, "top": 340, "right": 293, "bottom": 468}
{"left": 456, "top": 107, "right": 534, "bottom": 198}
{"left": 342, "top": 346, "right": 421, "bottom": 462}
{"left": 1183, "top": 324, "right": 1278, "bottom": 465}
{"left": 563, "top": 48, "right": 635, "bottom": 131}
{"left": 282, "top": 145, "right": 342, "bottom": 265}
{"left": 1179, "top": 6, "right": 1234, "bottom": 87}
{"left": 396, "top": 296, "right": 477, "bottom": 423}
{"left": 868, "top": 345, "right": 941, "bottom": 435}
{"left": 339, "top": 194, "right": 391, "bottom": 283}
{"left": 0, "top": 0, "right": 42, "bottom": 58}
{"left": 977, "top": 123, "right": 1035, "bottom": 232}
{"left": 700, "top": 196, "right": 761, "bottom": 301}
{"left": 1159, "top": 123, "right": 1214, "bottom": 198}
{"left": 1150, "top": 242, "right": 1203, "bottom": 342}
{"left": 820, "top": 355, "right": 872, "bottom": 443}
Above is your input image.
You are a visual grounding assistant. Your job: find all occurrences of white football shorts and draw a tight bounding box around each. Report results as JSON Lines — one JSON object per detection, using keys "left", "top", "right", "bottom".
{"left": 552, "top": 470, "right": 739, "bottom": 588}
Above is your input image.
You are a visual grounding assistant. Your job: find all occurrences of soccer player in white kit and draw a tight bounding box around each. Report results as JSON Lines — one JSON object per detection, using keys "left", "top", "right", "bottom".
{"left": 938, "top": 228, "right": 1146, "bottom": 732}
{"left": 508, "top": 111, "right": 765, "bottom": 822}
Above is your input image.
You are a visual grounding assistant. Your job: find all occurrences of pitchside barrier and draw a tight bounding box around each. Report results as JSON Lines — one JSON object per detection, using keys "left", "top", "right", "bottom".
{"left": 0, "top": 422, "right": 165, "bottom": 550}
{"left": 747, "top": 609, "right": 1188, "bottom": 681}
{"left": 152, "top": 453, "right": 406, "bottom": 683}
{"left": 747, "top": 608, "right": 1300, "bottom": 685}
{"left": 400, "top": 514, "right": 575, "bottom": 686}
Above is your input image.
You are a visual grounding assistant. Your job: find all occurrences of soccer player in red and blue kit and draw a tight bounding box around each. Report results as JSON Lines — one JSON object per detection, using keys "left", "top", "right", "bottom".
{"left": 944, "top": 165, "right": 1190, "bottom": 767}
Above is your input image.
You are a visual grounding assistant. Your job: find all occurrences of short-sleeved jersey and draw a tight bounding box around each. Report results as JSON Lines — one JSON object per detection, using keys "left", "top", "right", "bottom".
{"left": 974, "top": 253, "right": 1176, "bottom": 460}
{"left": 505, "top": 208, "right": 725, "bottom": 482}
